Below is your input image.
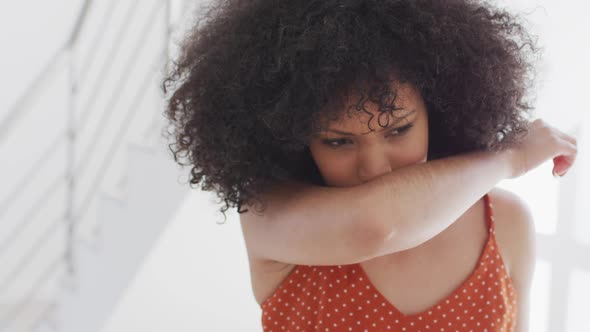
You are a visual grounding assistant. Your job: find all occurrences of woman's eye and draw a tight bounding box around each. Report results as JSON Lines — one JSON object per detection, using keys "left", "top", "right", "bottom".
{"left": 322, "top": 138, "right": 350, "bottom": 148}
{"left": 386, "top": 123, "right": 413, "bottom": 137}
{"left": 322, "top": 123, "right": 414, "bottom": 148}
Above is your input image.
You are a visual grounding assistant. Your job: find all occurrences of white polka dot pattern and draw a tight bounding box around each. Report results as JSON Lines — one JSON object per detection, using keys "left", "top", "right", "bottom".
{"left": 260, "top": 194, "right": 517, "bottom": 331}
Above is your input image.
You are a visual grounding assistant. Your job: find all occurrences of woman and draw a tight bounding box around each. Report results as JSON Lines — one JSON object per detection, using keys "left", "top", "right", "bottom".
{"left": 161, "top": 0, "right": 577, "bottom": 331}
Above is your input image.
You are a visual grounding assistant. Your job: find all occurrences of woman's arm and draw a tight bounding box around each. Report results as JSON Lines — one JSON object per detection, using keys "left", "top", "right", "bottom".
{"left": 241, "top": 149, "right": 512, "bottom": 265}
{"left": 241, "top": 119, "right": 576, "bottom": 265}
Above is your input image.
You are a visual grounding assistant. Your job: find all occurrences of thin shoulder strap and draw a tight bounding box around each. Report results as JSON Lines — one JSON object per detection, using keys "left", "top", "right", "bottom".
{"left": 483, "top": 193, "right": 495, "bottom": 235}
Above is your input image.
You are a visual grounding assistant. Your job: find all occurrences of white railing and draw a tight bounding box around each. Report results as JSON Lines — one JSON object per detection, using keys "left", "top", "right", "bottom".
{"left": 0, "top": 0, "right": 194, "bottom": 331}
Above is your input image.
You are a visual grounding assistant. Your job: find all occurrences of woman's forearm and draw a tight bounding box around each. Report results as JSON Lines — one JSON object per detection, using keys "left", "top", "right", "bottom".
{"left": 359, "top": 149, "right": 514, "bottom": 256}
{"left": 251, "top": 149, "right": 514, "bottom": 262}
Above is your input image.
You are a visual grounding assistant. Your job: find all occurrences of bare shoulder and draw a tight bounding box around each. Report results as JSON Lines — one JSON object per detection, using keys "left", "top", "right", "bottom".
{"left": 487, "top": 188, "right": 536, "bottom": 332}
{"left": 486, "top": 187, "right": 536, "bottom": 277}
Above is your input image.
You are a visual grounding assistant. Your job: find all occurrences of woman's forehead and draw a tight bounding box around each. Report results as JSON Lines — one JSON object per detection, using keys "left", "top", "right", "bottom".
{"left": 306, "top": 110, "right": 419, "bottom": 140}
{"left": 334, "top": 81, "right": 420, "bottom": 112}
{"left": 328, "top": 108, "right": 417, "bottom": 129}
{"left": 313, "top": 81, "right": 424, "bottom": 131}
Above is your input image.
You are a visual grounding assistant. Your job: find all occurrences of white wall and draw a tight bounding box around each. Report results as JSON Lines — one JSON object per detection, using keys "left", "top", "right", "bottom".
{"left": 99, "top": 189, "right": 263, "bottom": 332}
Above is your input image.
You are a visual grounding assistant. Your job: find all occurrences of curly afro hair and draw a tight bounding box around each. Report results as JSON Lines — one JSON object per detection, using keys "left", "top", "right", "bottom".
{"left": 161, "top": 0, "right": 540, "bottom": 223}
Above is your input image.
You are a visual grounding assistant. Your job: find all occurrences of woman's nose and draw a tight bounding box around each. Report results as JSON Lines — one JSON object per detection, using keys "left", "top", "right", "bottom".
{"left": 357, "top": 152, "right": 392, "bottom": 183}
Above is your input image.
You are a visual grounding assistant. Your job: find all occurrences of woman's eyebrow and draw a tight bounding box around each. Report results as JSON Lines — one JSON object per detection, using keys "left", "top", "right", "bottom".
{"left": 325, "top": 110, "right": 417, "bottom": 136}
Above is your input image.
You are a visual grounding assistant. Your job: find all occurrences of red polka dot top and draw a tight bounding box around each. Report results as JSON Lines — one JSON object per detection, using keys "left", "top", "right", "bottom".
{"left": 260, "top": 194, "right": 518, "bottom": 331}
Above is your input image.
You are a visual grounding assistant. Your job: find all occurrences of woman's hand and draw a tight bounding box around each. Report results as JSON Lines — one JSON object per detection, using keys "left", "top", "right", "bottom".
{"left": 505, "top": 118, "right": 578, "bottom": 179}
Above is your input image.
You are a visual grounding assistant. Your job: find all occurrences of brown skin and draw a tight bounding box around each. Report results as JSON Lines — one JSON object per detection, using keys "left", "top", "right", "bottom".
{"left": 308, "top": 82, "right": 429, "bottom": 186}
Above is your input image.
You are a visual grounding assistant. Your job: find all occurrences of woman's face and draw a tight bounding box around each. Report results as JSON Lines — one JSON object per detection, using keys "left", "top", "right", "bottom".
{"left": 308, "top": 82, "right": 429, "bottom": 187}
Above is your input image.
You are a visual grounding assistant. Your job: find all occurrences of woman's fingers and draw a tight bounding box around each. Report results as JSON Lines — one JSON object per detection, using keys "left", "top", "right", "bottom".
{"left": 552, "top": 141, "right": 577, "bottom": 176}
